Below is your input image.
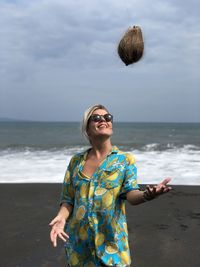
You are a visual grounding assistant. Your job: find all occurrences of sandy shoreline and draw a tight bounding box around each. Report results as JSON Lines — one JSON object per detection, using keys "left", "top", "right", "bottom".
{"left": 0, "top": 184, "right": 200, "bottom": 267}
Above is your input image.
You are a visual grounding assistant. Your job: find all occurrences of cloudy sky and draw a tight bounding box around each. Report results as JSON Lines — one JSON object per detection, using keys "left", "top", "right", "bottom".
{"left": 0, "top": 0, "right": 199, "bottom": 122}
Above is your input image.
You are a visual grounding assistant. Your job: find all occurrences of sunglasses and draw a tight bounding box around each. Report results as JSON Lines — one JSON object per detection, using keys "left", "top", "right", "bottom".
{"left": 89, "top": 113, "right": 113, "bottom": 123}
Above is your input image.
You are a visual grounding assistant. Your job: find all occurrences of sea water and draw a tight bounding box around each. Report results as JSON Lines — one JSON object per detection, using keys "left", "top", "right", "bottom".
{"left": 0, "top": 121, "right": 199, "bottom": 185}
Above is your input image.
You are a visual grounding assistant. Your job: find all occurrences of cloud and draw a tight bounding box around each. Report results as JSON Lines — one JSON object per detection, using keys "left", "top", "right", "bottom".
{"left": 1, "top": 0, "right": 199, "bottom": 69}
{"left": 0, "top": 0, "right": 199, "bottom": 121}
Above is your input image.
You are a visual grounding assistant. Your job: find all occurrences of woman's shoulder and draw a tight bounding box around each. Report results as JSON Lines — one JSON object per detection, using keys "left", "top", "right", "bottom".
{"left": 69, "top": 148, "right": 89, "bottom": 165}
{"left": 116, "top": 149, "right": 136, "bottom": 165}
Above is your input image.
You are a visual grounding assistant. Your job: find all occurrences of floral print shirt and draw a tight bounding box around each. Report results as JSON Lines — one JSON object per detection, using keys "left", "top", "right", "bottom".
{"left": 60, "top": 146, "right": 140, "bottom": 267}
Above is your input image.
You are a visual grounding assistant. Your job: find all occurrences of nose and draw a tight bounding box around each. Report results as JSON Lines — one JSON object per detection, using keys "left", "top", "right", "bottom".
{"left": 99, "top": 115, "right": 106, "bottom": 122}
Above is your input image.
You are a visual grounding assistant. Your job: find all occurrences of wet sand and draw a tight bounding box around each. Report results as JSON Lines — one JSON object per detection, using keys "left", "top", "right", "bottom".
{"left": 0, "top": 184, "right": 200, "bottom": 267}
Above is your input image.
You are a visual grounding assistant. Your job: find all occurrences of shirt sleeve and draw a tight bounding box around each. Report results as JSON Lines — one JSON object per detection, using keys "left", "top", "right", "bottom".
{"left": 119, "top": 153, "right": 140, "bottom": 199}
{"left": 60, "top": 157, "right": 75, "bottom": 206}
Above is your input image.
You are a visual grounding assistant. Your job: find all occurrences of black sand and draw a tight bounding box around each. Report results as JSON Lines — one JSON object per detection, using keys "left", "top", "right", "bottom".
{"left": 0, "top": 184, "right": 200, "bottom": 267}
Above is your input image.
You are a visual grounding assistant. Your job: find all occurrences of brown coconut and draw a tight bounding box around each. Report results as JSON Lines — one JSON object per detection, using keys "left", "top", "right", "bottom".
{"left": 118, "top": 26, "right": 144, "bottom": 66}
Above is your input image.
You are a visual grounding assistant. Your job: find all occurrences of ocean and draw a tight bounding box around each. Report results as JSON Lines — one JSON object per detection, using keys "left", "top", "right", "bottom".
{"left": 0, "top": 121, "right": 200, "bottom": 185}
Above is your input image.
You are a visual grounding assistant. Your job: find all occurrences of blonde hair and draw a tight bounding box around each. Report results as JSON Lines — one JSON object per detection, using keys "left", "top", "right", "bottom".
{"left": 81, "top": 104, "right": 109, "bottom": 140}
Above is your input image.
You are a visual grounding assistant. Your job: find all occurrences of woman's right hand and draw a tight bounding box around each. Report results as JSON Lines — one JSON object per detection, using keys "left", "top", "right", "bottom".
{"left": 49, "top": 215, "right": 69, "bottom": 247}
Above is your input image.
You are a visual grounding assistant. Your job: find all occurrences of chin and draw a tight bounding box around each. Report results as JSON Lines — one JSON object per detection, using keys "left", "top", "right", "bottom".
{"left": 98, "top": 130, "right": 113, "bottom": 137}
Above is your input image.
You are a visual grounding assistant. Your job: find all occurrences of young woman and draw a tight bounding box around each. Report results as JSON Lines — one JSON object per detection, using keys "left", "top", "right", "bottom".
{"left": 50, "top": 104, "right": 172, "bottom": 267}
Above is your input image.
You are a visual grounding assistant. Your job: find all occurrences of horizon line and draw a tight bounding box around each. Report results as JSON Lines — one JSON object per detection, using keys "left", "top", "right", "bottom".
{"left": 0, "top": 118, "right": 200, "bottom": 124}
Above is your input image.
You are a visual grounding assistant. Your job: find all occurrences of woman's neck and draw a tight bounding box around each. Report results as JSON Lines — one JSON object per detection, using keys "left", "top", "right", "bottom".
{"left": 89, "top": 139, "right": 112, "bottom": 159}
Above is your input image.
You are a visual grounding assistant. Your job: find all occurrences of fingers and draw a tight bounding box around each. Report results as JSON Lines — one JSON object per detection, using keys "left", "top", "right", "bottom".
{"left": 163, "top": 186, "right": 172, "bottom": 193}
{"left": 156, "top": 178, "right": 172, "bottom": 193}
{"left": 155, "top": 185, "right": 168, "bottom": 195}
{"left": 62, "top": 232, "right": 69, "bottom": 238}
{"left": 58, "top": 231, "right": 69, "bottom": 242}
{"left": 50, "top": 225, "right": 69, "bottom": 247}
{"left": 49, "top": 216, "right": 59, "bottom": 226}
{"left": 146, "top": 183, "right": 170, "bottom": 197}
{"left": 157, "top": 185, "right": 165, "bottom": 194}
{"left": 50, "top": 230, "right": 68, "bottom": 247}
{"left": 161, "top": 178, "right": 171, "bottom": 186}
{"left": 53, "top": 237, "right": 57, "bottom": 247}
{"left": 50, "top": 228, "right": 58, "bottom": 247}
{"left": 145, "top": 185, "right": 156, "bottom": 199}
{"left": 152, "top": 186, "right": 157, "bottom": 195}
{"left": 144, "top": 179, "right": 172, "bottom": 201}
{"left": 146, "top": 185, "right": 157, "bottom": 196}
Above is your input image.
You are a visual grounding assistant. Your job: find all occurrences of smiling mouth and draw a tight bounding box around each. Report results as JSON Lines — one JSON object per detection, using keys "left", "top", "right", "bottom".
{"left": 98, "top": 124, "right": 107, "bottom": 128}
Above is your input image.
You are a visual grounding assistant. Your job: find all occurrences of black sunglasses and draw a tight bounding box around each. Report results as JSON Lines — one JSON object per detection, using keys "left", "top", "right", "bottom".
{"left": 89, "top": 113, "right": 113, "bottom": 123}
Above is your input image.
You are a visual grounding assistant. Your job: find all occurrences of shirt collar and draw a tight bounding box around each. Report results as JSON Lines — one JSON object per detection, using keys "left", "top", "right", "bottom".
{"left": 109, "top": 145, "right": 119, "bottom": 154}
{"left": 80, "top": 145, "right": 119, "bottom": 160}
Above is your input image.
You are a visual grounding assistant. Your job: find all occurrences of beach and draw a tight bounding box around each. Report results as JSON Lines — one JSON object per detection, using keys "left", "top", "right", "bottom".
{"left": 0, "top": 184, "right": 200, "bottom": 267}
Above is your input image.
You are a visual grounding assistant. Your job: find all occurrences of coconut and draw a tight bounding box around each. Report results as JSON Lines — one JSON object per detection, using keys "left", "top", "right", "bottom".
{"left": 118, "top": 26, "right": 144, "bottom": 66}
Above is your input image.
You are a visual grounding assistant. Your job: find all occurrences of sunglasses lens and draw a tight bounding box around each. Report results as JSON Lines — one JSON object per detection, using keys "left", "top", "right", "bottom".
{"left": 92, "top": 115, "right": 101, "bottom": 122}
{"left": 89, "top": 114, "right": 113, "bottom": 123}
{"left": 104, "top": 114, "right": 113, "bottom": 122}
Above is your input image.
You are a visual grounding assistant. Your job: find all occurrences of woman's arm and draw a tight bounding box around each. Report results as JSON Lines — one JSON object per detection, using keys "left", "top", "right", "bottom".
{"left": 49, "top": 203, "right": 73, "bottom": 247}
{"left": 126, "top": 189, "right": 146, "bottom": 205}
{"left": 126, "top": 178, "right": 172, "bottom": 205}
{"left": 57, "top": 203, "right": 73, "bottom": 220}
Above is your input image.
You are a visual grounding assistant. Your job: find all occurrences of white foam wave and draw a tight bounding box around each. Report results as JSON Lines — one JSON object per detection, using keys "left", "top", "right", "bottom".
{"left": 0, "top": 147, "right": 200, "bottom": 185}
{"left": 0, "top": 150, "right": 71, "bottom": 183}
{"left": 142, "top": 143, "right": 200, "bottom": 151}
{"left": 143, "top": 143, "right": 160, "bottom": 151}
{"left": 132, "top": 149, "right": 200, "bottom": 185}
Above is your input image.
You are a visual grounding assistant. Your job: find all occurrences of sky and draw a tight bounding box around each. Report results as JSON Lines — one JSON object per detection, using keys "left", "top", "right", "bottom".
{"left": 0, "top": 0, "right": 199, "bottom": 122}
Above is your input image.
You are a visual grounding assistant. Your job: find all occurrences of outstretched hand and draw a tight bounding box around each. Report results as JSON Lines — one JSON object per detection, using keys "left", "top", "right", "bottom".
{"left": 49, "top": 215, "right": 69, "bottom": 247}
{"left": 144, "top": 178, "right": 172, "bottom": 200}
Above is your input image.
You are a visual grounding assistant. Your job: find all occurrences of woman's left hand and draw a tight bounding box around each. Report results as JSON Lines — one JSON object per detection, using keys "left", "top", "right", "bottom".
{"left": 144, "top": 178, "right": 172, "bottom": 200}
{"left": 49, "top": 215, "right": 69, "bottom": 247}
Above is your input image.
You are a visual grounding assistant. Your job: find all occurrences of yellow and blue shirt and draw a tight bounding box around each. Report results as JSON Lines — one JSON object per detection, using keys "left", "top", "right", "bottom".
{"left": 60, "top": 146, "right": 139, "bottom": 267}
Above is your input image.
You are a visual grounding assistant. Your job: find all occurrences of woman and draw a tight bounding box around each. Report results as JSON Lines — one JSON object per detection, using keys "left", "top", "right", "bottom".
{"left": 50, "top": 104, "right": 172, "bottom": 267}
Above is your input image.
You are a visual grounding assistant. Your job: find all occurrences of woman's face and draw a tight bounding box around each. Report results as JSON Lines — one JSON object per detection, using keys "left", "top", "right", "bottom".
{"left": 87, "top": 109, "right": 113, "bottom": 140}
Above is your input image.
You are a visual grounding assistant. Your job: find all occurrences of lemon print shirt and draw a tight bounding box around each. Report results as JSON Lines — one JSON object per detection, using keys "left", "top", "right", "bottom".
{"left": 60, "top": 146, "right": 140, "bottom": 267}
